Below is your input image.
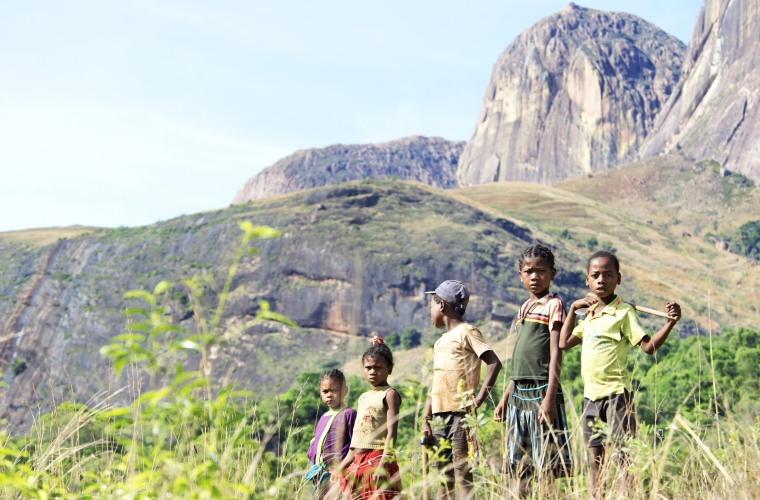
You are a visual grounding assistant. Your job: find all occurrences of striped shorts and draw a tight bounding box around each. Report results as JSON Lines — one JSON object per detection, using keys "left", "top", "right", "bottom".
{"left": 504, "top": 380, "right": 573, "bottom": 478}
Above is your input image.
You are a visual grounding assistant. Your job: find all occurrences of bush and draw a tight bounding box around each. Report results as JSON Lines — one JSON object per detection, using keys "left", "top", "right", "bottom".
{"left": 400, "top": 327, "right": 421, "bottom": 350}
{"left": 586, "top": 236, "right": 599, "bottom": 251}
{"left": 386, "top": 331, "right": 400, "bottom": 348}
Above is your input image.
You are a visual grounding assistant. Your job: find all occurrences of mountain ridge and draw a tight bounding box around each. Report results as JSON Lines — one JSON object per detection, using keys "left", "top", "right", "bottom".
{"left": 232, "top": 136, "right": 464, "bottom": 204}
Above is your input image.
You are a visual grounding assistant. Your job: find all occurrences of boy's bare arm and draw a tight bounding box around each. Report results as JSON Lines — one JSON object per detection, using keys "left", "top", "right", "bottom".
{"left": 474, "top": 350, "right": 502, "bottom": 408}
{"left": 494, "top": 380, "right": 514, "bottom": 422}
{"left": 539, "top": 323, "right": 563, "bottom": 423}
{"left": 422, "top": 395, "right": 432, "bottom": 434}
{"left": 639, "top": 302, "right": 681, "bottom": 355}
{"left": 560, "top": 297, "right": 596, "bottom": 349}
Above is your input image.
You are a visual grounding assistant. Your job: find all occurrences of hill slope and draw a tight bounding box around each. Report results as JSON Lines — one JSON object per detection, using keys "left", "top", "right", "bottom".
{"left": 232, "top": 136, "right": 464, "bottom": 203}
{"left": 457, "top": 3, "right": 685, "bottom": 186}
{"left": 1, "top": 157, "right": 759, "bottom": 430}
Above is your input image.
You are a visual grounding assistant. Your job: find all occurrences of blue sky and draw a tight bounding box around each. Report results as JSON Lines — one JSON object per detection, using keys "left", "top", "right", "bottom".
{"left": 0, "top": 1, "right": 703, "bottom": 232}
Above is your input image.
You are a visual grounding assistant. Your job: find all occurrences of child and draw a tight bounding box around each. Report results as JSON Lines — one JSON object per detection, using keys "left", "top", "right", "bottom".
{"left": 422, "top": 280, "right": 502, "bottom": 500}
{"left": 494, "top": 245, "right": 572, "bottom": 496}
{"left": 339, "top": 337, "right": 402, "bottom": 500}
{"left": 306, "top": 369, "right": 357, "bottom": 499}
{"left": 559, "top": 250, "right": 681, "bottom": 497}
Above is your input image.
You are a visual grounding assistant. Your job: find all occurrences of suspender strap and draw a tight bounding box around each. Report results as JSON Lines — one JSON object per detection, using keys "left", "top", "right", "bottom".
{"left": 315, "top": 406, "right": 345, "bottom": 465}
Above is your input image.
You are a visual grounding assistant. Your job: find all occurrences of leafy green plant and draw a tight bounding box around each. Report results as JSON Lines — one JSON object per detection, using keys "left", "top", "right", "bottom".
{"left": 586, "top": 236, "right": 599, "bottom": 251}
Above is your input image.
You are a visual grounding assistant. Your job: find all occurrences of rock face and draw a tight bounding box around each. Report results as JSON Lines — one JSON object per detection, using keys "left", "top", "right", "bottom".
{"left": 640, "top": 0, "right": 760, "bottom": 182}
{"left": 232, "top": 136, "right": 464, "bottom": 203}
{"left": 457, "top": 3, "right": 685, "bottom": 186}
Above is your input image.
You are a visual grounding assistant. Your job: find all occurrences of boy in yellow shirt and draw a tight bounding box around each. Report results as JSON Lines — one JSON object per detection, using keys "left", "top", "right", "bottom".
{"left": 559, "top": 250, "right": 680, "bottom": 498}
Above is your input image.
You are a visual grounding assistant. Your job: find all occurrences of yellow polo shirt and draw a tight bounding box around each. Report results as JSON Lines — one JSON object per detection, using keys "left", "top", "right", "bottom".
{"left": 572, "top": 297, "right": 647, "bottom": 401}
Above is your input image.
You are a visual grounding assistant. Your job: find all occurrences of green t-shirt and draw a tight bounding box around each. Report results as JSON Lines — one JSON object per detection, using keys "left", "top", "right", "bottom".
{"left": 509, "top": 294, "right": 564, "bottom": 381}
{"left": 572, "top": 297, "right": 647, "bottom": 401}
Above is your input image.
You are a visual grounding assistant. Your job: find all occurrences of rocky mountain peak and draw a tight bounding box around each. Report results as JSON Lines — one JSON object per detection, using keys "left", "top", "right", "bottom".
{"left": 232, "top": 136, "right": 464, "bottom": 204}
{"left": 640, "top": 0, "right": 760, "bottom": 183}
{"left": 456, "top": 4, "right": 686, "bottom": 186}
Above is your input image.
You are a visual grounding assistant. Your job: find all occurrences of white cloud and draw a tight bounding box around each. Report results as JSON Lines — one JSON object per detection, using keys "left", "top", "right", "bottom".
{"left": 0, "top": 91, "right": 290, "bottom": 231}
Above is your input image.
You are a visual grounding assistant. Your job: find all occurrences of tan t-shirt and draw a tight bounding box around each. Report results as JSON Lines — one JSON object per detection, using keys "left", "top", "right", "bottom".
{"left": 431, "top": 322, "right": 493, "bottom": 414}
{"left": 350, "top": 386, "right": 396, "bottom": 450}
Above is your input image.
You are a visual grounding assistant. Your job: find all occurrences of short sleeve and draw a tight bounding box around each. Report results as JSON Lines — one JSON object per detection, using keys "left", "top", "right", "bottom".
{"left": 572, "top": 317, "right": 585, "bottom": 339}
{"left": 548, "top": 297, "right": 565, "bottom": 325}
{"left": 464, "top": 326, "right": 492, "bottom": 357}
{"left": 622, "top": 309, "right": 648, "bottom": 346}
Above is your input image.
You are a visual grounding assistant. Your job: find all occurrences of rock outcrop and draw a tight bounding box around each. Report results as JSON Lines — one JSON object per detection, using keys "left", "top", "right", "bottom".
{"left": 232, "top": 136, "right": 464, "bottom": 203}
{"left": 457, "top": 3, "right": 685, "bottom": 186}
{"left": 640, "top": 0, "right": 760, "bottom": 183}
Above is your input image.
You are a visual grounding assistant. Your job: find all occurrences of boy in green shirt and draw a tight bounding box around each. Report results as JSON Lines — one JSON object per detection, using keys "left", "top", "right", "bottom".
{"left": 559, "top": 250, "right": 681, "bottom": 498}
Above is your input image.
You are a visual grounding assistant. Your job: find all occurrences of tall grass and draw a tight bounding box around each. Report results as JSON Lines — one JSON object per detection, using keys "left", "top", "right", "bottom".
{"left": 0, "top": 223, "right": 756, "bottom": 499}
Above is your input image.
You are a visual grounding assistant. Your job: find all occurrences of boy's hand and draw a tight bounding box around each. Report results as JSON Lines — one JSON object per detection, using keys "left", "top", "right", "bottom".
{"left": 572, "top": 295, "right": 598, "bottom": 310}
{"left": 422, "top": 417, "right": 432, "bottom": 437}
{"left": 666, "top": 302, "right": 681, "bottom": 322}
{"left": 538, "top": 398, "right": 556, "bottom": 425}
{"left": 494, "top": 401, "right": 506, "bottom": 422}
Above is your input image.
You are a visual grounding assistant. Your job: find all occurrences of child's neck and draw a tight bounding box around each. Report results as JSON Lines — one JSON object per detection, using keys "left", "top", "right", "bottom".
{"left": 528, "top": 288, "right": 550, "bottom": 301}
{"left": 597, "top": 293, "right": 618, "bottom": 307}
{"left": 371, "top": 381, "right": 390, "bottom": 388}
{"left": 443, "top": 315, "right": 464, "bottom": 332}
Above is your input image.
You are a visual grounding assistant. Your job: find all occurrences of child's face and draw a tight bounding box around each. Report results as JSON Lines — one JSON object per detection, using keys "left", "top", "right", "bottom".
{"left": 519, "top": 257, "right": 555, "bottom": 296}
{"left": 586, "top": 257, "right": 621, "bottom": 298}
{"left": 362, "top": 355, "right": 391, "bottom": 387}
{"left": 429, "top": 297, "right": 445, "bottom": 329}
{"left": 319, "top": 378, "right": 346, "bottom": 410}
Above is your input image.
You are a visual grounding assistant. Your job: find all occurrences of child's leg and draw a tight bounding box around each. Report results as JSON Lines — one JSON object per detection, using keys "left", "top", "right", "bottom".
{"left": 587, "top": 445, "right": 605, "bottom": 499}
{"left": 582, "top": 398, "right": 607, "bottom": 499}
{"left": 433, "top": 413, "right": 456, "bottom": 500}
{"left": 607, "top": 391, "right": 637, "bottom": 495}
{"left": 434, "top": 413, "right": 472, "bottom": 500}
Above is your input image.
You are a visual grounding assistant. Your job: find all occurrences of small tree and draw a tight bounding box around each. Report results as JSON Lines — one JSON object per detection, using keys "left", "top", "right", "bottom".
{"left": 386, "top": 331, "right": 400, "bottom": 348}
{"left": 400, "top": 327, "right": 421, "bottom": 350}
{"left": 586, "top": 236, "right": 599, "bottom": 251}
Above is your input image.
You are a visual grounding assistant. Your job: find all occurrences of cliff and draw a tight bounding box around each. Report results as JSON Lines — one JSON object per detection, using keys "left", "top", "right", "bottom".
{"left": 457, "top": 3, "right": 685, "bottom": 186}
{"left": 640, "top": 0, "right": 760, "bottom": 182}
{"left": 232, "top": 136, "right": 464, "bottom": 203}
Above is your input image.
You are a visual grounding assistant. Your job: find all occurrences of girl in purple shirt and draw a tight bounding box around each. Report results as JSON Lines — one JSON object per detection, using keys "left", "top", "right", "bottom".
{"left": 306, "top": 369, "right": 356, "bottom": 499}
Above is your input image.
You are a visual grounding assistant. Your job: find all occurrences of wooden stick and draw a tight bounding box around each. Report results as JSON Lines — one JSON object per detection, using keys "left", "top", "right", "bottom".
{"left": 631, "top": 304, "right": 678, "bottom": 321}
{"left": 586, "top": 293, "right": 677, "bottom": 320}
{"left": 421, "top": 430, "right": 430, "bottom": 500}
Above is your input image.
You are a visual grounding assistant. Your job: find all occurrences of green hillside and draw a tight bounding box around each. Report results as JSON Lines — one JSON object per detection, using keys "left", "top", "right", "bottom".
{"left": 1, "top": 155, "right": 758, "bottom": 430}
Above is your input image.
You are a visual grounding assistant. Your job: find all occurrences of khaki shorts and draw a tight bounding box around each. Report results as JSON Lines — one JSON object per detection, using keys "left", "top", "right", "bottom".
{"left": 582, "top": 390, "right": 636, "bottom": 447}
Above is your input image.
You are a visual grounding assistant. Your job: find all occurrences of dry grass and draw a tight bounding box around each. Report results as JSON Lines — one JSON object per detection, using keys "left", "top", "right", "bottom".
{"left": 0, "top": 225, "right": 101, "bottom": 247}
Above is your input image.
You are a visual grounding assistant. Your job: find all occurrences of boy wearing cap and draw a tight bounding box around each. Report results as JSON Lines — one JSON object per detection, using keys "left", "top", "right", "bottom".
{"left": 422, "top": 280, "right": 502, "bottom": 500}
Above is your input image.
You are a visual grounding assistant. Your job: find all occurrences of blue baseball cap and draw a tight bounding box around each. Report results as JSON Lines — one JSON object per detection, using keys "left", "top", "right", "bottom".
{"left": 426, "top": 280, "right": 470, "bottom": 313}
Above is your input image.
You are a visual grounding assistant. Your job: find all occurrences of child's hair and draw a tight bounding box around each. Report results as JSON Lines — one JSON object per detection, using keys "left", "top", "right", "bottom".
{"left": 432, "top": 293, "right": 466, "bottom": 315}
{"left": 362, "top": 337, "right": 394, "bottom": 368}
{"left": 518, "top": 244, "right": 556, "bottom": 270}
{"left": 319, "top": 368, "right": 346, "bottom": 386}
{"left": 587, "top": 250, "right": 620, "bottom": 272}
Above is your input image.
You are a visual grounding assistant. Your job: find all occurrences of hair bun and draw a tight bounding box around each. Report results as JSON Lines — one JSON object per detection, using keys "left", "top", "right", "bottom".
{"left": 372, "top": 336, "right": 385, "bottom": 345}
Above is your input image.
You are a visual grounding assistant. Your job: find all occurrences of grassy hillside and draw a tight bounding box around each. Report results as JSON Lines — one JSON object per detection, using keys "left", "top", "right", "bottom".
{"left": 1, "top": 156, "right": 758, "bottom": 429}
